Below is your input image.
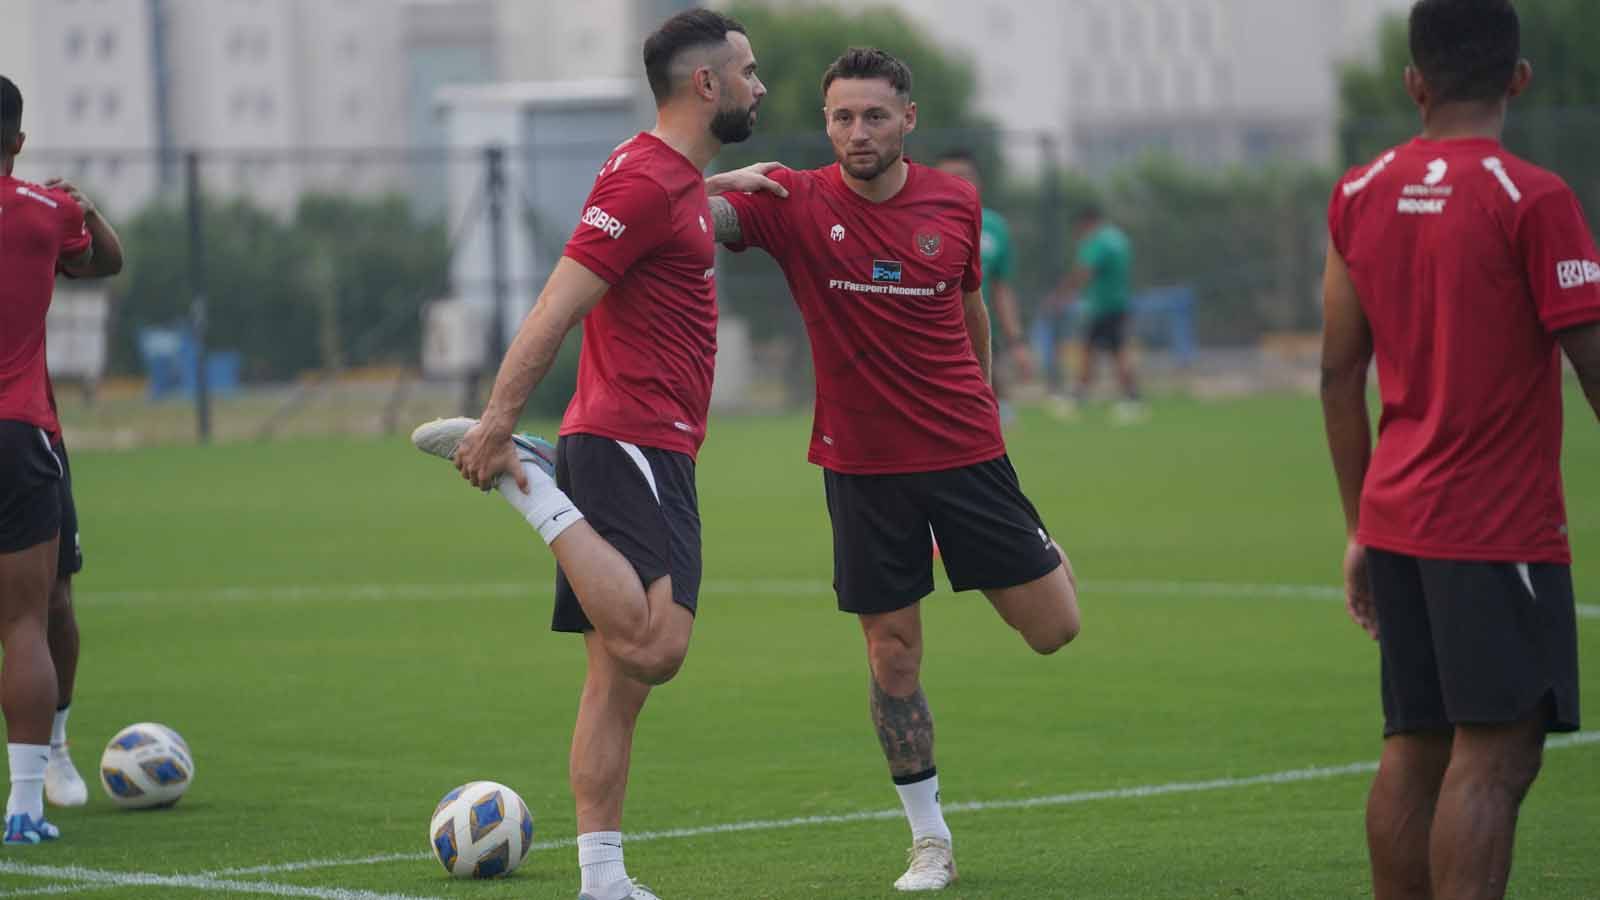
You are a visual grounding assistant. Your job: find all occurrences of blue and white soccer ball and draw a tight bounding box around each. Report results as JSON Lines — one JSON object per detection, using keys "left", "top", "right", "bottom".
{"left": 429, "top": 781, "right": 535, "bottom": 879}
{"left": 99, "top": 722, "right": 195, "bottom": 809}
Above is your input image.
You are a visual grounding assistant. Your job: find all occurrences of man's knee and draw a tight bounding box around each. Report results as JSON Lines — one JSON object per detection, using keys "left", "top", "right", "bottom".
{"left": 1453, "top": 723, "right": 1547, "bottom": 801}
{"left": 864, "top": 626, "right": 921, "bottom": 694}
{"left": 1023, "top": 611, "right": 1079, "bottom": 655}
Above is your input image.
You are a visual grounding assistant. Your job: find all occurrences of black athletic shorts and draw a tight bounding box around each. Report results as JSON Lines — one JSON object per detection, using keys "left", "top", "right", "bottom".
{"left": 551, "top": 433, "right": 702, "bottom": 634}
{"left": 0, "top": 420, "right": 63, "bottom": 554}
{"left": 823, "top": 455, "right": 1061, "bottom": 615}
{"left": 53, "top": 439, "right": 83, "bottom": 577}
{"left": 1085, "top": 311, "right": 1128, "bottom": 352}
{"left": 1368, "top": 548, "right": 1580, "bottom": 737}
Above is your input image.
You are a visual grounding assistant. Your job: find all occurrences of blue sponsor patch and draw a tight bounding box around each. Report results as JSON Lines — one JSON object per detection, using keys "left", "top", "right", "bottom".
{"left": 872, "top": 260, "right": 903, "bottom": 283}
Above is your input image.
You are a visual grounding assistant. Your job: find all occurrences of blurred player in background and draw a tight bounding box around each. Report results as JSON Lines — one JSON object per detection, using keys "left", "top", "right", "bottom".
{"left": 711, "top": 48, "right": 1079, "bottom": 892}
{"left": 934, "top": 150, "right": 1033, "bottom": 423}
{"left": 1053, "top": 205, "right": 1141, "bottom": 422}
{"left": 411, "top": 10, "right": 774, "bottom": 900}
{"left": 1321, "top": 2, "right": 1600, "bottom": 898}
{"left": 0, "top": 75, "right": 121, "bottom": 845}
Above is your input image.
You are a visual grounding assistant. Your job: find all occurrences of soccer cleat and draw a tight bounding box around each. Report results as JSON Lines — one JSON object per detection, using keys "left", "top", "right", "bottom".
{"left": 44, "top": 746, "right": 88, "bottom": 808}
{"left": 410, "top": 417, "right": 556, "bottom": 479}
{"left": 3, "top": 813, "right": 61, "bottom": 845}
{"left": 578, "top": 879, "right": 662, "bottom": 900}
{"left": 893, "top": 837, "right": 957, "bottom": 891}
{"left": 1111, "top": 400, "right": 1150, "bottom": 426}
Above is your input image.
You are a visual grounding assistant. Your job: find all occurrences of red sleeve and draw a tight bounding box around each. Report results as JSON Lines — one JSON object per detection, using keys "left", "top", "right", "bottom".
{"left": 962, "top": 195, "right": 983, "bottom": 293}
{"left": 718, "top": 167, "right": 795, "bottom": 253}
{"left": 1515, "top": 186, "right": 1600, "bottom": 333}
{"left": 58, "top": 193, "right": 91, "bottom": 259}
{"left": 561, "top": 170, "right": 673, "bottom": 285}
{"left": 1327, "top": 174, "right": 1352, "bottom": 260}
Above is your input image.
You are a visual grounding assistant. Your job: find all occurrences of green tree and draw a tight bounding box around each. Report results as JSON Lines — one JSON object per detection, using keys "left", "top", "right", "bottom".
{"left": 113, "top": 193, "right": 450, "bottom": 382}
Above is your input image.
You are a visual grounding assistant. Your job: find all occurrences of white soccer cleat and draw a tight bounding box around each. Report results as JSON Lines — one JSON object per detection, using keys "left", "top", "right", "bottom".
{"left": 411, "top": 418, "right": 556, "bottom": 478}
{"left": 578, "top": 879, "right": 662, "bottom": 900}
{"left": 894, "top": 837, "right": 958, "bottom": 891}
{"left": 44, "top": 746, "right": 88, "bottom": 808}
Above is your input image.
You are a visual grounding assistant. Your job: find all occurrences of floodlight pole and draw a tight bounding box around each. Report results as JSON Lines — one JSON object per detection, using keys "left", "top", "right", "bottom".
{"left": 486, "top": 143, "right": 510, "bottom": 368}
{"left": 184, "top": 150, "right": 212, "bottom": 444}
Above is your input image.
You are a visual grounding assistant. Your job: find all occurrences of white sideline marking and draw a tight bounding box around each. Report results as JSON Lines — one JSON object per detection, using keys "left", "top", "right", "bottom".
{"left": 0, "top": 884, "right": 119, "bottom": 897}
{"left": 0, "top": 861, "right": 437, "bottom": 900}
{"left": 211, "top": 731, "right": 1600, "bottom": 878}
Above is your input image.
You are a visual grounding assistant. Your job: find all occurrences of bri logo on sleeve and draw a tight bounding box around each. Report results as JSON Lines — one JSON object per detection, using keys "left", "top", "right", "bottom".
{"left": 581, "top": 205, "right": 627, "bottom": 239}
{"left": 1556, "top": 259, "right": 1600, "bottom": 290}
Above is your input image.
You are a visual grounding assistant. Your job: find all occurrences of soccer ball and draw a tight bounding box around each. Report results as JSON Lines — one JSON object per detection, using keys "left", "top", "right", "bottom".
{"left": 429, "top": 781, "right": 534, "bottom": 878}
{"left": 99, "top": 722, "right": 195, "bottom": 809}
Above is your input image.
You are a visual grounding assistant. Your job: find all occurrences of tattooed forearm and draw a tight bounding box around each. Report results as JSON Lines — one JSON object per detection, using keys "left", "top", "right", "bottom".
{"left": 709, "top": 195, "right": 742, "bottom": 244}
{"left": 870, "top": 676, "right": 936, "bottom": 779}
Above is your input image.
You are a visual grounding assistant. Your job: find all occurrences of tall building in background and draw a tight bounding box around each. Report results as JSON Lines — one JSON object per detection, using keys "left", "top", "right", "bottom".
{"left": 770, "top": 0, "right": 1412, "bottom": 174}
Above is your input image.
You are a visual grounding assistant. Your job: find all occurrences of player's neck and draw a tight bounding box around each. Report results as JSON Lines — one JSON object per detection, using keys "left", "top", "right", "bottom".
{"left": 841, "top": 158, "right": 909, "bottom": 204}
{"left": 649, "top": 115, "right": 719, "bottom": 173}
{"left": 0, "top": 157, "right": 12, "bottom": 177}
{"left": 1420, "top": 103, "right": 1506, "bottom": 143}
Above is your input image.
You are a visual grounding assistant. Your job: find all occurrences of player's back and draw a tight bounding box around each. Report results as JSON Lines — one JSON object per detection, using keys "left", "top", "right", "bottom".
{"left": 1329, "top": 138, "right": 1600, "bottom": 562}
{"left": 1, "top": 175, "right": 88, "bottom": 433}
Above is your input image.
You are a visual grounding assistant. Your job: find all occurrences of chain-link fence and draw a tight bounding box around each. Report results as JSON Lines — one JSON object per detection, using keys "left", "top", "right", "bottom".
{"left": 26, "top": 113, "right": 1598, "bottom": 447}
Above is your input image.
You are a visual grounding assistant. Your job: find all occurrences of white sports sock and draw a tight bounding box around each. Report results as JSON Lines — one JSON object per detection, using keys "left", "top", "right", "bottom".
{"left": 894, "top": 771, "right": 952, "bottom": 844}
{"left": 577, "top": 831, "right": 628, "bottom": 895}
{"left": 495, "top": 460, "right": 583, "bottom": 546}
{"left": 50, "top": 707, "right": 69, "bottom": 750}
{"left": 6, "top": 744, "right": 48, "bottom": 821}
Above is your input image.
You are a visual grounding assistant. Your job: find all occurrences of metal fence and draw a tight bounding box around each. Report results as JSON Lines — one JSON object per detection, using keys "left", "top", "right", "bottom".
{"left": 23, "top": 114, "right": 1598, "bottom": 447}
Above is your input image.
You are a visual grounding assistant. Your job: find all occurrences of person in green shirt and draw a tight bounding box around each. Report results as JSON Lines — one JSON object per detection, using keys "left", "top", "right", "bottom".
{"left": 935, "top": 151, "right": 1034, "bottom": 419}
{"left": 1056, "top": 205, "right": 1142, "bottom": 418}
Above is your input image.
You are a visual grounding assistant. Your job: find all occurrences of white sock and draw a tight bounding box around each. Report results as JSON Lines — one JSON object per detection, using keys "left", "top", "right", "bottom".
{"left": 50, "top": 707, "right": 69, "bottom": 750}
{"left": 6, "top": 744, "right": 48, "bottom": 821}
{"left": 495, "top": 459, "right": 583, "bottom": 546}
{"left": 577, "top": 831, "right": 628, "bottom": 894}
{"left": 894, "top": 770, "right": 952, "bottom": 844}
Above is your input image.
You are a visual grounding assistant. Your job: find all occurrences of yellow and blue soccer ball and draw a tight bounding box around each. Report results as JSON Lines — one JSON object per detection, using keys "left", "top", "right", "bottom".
{"left": 100, "top": 722, "right": 195, "bottom": 809}
{"left": 429, "top": 781, "right": 534, "bottom": 878}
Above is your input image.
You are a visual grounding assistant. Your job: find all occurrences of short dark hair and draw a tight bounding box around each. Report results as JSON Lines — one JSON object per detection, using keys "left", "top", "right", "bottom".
{"left": 0, "top": 76, "right": 22, "bottom": 145}
{"left": 1408, "top": 0, "right": 1521, "bottom": 105}
{"left": 642, "top": 8, "right": 747, "bottom": 103}
{"left": 821, "top": 48, "right": 913, "bottom": 101}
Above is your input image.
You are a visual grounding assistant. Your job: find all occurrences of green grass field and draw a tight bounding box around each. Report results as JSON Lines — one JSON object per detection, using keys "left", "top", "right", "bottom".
{"left": 1, "top": 393, "right": 1596, "bottom": 899}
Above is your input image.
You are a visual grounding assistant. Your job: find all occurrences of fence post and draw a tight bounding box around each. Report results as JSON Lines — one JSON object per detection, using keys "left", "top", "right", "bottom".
{"left": 486, "top": 144, "right": 510, "bottom": 366}
{"left": 184, "top": 150, "right": 211, "bottom": 443}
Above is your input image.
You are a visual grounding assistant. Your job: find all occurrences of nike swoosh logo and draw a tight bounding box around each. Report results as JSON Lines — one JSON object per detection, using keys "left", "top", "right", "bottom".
{"left": 552, "top": 509, "right": 571, "bottom": 521}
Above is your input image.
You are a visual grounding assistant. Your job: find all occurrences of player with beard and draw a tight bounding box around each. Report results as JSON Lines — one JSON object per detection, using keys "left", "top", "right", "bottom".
{"left": 709, "top": 48, "right": 1080, "bottom": 892}
{"left": 411, "top": 10, "right": 776, "bottom": 900}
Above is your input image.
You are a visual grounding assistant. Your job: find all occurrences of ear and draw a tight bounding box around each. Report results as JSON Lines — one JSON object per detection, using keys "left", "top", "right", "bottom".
{"left": 1403, "top": 65, "right": 1427, "bottom": 110}
{"left": 693, "top": 66, "right": 718, "bottom": 103}
{"left": 903, "top": 100, "right": 918, "bottom": 135}
{"left": 1507, "top": 59, "right": 1533, "bottom": 100}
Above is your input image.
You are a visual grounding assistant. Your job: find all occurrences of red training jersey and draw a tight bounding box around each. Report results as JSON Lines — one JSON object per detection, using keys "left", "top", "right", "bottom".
{"left": 559, "top": 133, "right": 718, "bottom": 459}
{"left": 722, "top": 162, "right": 1002, "bottom": 474}
{"left": 1328, "top": 138, "right": 1600, "bottom": 564}
{"left": 1, "top": 175, "right": 91, "bottom": 436}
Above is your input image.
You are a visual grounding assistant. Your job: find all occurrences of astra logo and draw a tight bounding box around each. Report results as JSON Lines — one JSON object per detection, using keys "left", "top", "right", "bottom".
{"left": 581, "top": 206, "right": 627, "bottom": 239}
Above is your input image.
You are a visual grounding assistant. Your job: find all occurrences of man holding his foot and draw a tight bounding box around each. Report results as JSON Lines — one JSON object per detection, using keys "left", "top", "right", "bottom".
{"left": 412, "top": 9, "right": 779, "bottom": 900}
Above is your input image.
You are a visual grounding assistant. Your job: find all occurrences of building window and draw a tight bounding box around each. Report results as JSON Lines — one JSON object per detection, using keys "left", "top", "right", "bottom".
{"left": 1087, "top": 5, "right": 1111, "bottom": 55}
{"left": 1175, "top": 64, "right": 1198, "bottom": 107}
{"left": 339, "top": 35, "right": 360, "bottom": 60}
{"left": 1071, "top": 64, "right": 1096, "bottom": 108}
{"left": 97, "top": 30, "right": 117, "bottom": 60}
{"left": 342, "top": 92, "right": 363, "bottom": 121}
{"left": 988, "top": 3, "right": 1014, "bottom": 38}
{"left": 1141, "top": 69, "right": 1165, "bottom": 109}
{"left": 1213, "top": 62, "right": 1234, "bottom": 106}
{"left": 1154, "top": 1, "right": 1179, "bottom": 51}
{"left": 1106, "top": 65, "right": 1128, "bottom": 108}
{"left": 257, "top": 93, "right": 275, "bottom": 122}
{"left": 1122, "top": 6, "right": 1145, "bottom": 54}
{"left": 100, "top": 90, "right": 120, "bottom": 121}
{"left": 65, "top": 28, "right": 87, "bottom": 60}
{"left": 68, "top": 89, "right": 90, "bottom": 122}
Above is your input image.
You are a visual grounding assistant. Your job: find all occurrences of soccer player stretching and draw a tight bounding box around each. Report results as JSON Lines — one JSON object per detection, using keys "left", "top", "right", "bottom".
{"left": 711, "top": 49, "right": 1080, "bottom": 892}
{"left": 1321, "top": 3, "right": 1599, "bottom": 899}
{"left": 0, "top": 75, "right": 122, "bottom": 844}
{"left": 412, "top": 10, "right": 779, "bottom": 900}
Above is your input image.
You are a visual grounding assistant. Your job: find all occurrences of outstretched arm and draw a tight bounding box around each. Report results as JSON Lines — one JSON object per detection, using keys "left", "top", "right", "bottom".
{"left": 1560, "top": 320, "right": 1600, "bottom": 421}
{"left": 453, "top": 257, "right": 610, "bottom": 490}
{"left": 705, "top": 161, "right": 787, "bottom": 244}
